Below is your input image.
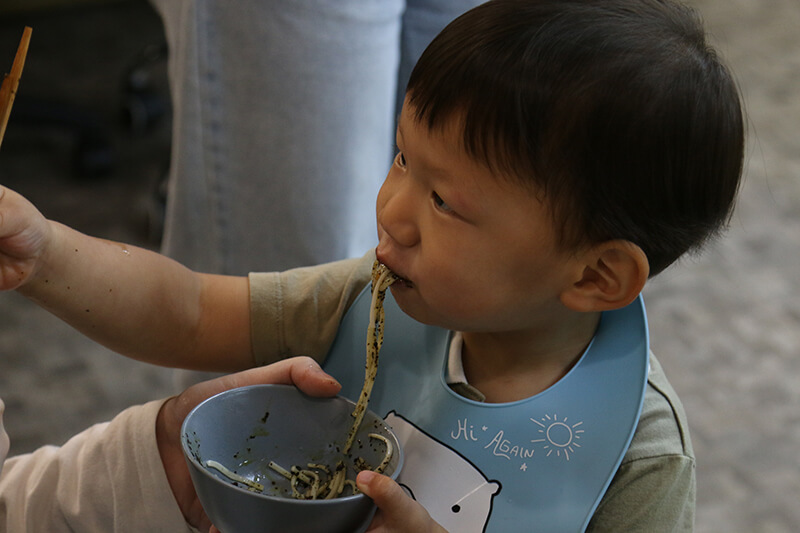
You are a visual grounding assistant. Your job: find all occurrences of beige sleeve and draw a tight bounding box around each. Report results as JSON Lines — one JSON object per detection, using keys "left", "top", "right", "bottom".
{"left": 248, "top": 250, "right": 375, "bottom": 366}
{"left": 0, "top": 399, "right": 191, "bottom": 532}
{"left": 587, "top": 354, "right": 696, "bottom": 531}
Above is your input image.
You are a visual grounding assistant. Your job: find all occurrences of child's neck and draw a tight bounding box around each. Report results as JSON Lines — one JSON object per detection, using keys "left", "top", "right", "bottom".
{"left": 460, "top": 311, "right": 601, "bottom": 403}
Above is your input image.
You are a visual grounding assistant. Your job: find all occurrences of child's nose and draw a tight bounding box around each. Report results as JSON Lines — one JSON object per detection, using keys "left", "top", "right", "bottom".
{"left": 377, "top": 178, "right": 420, "bottom": 248}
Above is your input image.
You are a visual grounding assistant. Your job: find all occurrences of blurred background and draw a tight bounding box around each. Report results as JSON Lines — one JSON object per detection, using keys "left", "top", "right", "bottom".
{"left": 0, "top": 0, "right": 798, "bottom": 531}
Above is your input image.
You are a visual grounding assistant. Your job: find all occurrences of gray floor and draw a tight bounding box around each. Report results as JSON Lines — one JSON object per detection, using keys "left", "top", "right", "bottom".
{"left": 1, "top": 0, "right": 799, "bottom": 532}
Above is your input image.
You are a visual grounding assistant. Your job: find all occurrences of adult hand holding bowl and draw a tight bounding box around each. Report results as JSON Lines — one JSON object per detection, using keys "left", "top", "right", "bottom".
{"left": 156, "top": 357, "right": 343, "bottom": 532}
{"left": 181, "top": 383, "right": 403, "bottom": 533}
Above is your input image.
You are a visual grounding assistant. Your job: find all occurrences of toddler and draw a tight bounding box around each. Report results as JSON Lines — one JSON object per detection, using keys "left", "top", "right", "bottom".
{"left": 0, "top": 0, "right": 743, "bottom": 530}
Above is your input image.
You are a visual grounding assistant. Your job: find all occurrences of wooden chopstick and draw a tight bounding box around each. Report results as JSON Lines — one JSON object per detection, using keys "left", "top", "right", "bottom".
{"left": 0, "top": 26, "right": 33, "bottom": 149}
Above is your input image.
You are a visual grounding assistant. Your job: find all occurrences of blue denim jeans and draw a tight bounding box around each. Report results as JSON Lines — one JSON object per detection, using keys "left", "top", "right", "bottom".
{"left": 151, "top": 0, "right": 483, "bottom": 275}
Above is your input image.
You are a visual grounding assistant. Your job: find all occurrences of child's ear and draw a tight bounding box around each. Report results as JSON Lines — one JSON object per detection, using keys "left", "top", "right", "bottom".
{"left": 560, "top": 240, "right": 649, "bottom": 312}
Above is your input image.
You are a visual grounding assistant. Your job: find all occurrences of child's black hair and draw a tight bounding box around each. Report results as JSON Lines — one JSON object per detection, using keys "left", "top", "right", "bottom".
{"left": 406, "top": 0, "right": 744, "bottom": 275}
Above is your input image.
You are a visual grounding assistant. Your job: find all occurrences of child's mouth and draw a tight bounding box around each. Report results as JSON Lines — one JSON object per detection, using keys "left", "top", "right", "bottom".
{"left": 382, "top": 265, "right": 412, "bottom": 289}
{"left": 375, "top": 255, "right": 412, "bottom": 288}
{"left": 391, "top": 274, "right": 413, "bottom": 289}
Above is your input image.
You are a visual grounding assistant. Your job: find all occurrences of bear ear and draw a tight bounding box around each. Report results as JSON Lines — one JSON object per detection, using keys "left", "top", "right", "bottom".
{"left": 560, "top": 240, "right": 649, "bottom": 312}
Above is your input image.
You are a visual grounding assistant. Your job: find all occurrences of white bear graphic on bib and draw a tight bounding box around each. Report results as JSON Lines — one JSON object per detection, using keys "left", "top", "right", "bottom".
{"left": 386, "top": 412, "right": 501, "bottom": 532}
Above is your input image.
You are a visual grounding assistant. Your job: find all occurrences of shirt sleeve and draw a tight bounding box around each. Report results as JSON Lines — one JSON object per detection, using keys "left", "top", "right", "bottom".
{"left": 587, "top": 354, "right": 696, "bottom": 532}
{"left": 248, "top": 250, "right": 374, "bottom": 366}
{"left": 0, "top": 399, "right": 191, "bottom": 532}
{"left": 588, "top": 454, "right": 695, "bottom": 532}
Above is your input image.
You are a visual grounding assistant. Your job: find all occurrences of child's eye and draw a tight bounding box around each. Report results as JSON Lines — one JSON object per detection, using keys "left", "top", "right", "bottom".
{"left": 432, "top": 192, "right": 453, "bottom": 213}
{"left": 394, "top": 151, "right": 407, "bottom": 169}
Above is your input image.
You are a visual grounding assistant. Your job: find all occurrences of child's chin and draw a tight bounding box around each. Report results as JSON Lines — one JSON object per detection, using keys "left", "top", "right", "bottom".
{"left": 388, "top": 283, "right": 418, "bottom": 313}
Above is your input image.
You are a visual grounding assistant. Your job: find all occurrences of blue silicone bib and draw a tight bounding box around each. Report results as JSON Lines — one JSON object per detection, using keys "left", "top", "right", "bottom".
{"left": 323, "top": 289, "right": 649, "bottom": 532}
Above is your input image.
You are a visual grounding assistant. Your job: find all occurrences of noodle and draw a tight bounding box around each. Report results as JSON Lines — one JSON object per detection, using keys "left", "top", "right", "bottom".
{"left": 344, "top": 261, "right": 398, "bottom": 453}
{"left": 369, "top": 433, "right": 393, "bottom": 474}
{"left": 205, "top": 260, "right": 398, "bottom": 500}
{"left": 204, "top": 460, "right": 265, "bottom": 492}
{"left": 263, "top": 433, "right": 393, "bottom": 500}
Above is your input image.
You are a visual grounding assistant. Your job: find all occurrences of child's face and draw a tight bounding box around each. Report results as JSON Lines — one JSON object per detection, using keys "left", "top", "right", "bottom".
{"left": 375, "top": 102, "right": 583, "bottom": 334}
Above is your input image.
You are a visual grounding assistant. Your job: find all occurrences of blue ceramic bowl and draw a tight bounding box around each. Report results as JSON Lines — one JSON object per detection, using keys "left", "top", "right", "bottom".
{"left": 181, "top": 384, "right": 403, "bottom": 533}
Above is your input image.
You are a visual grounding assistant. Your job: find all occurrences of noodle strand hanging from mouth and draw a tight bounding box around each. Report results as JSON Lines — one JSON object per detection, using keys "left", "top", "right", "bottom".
{"left": 344, "top": 261, "right": 398, "bottom": 454}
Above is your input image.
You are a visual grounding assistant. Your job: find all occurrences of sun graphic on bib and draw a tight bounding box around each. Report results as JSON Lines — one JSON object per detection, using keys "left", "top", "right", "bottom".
{"left": 530, "top": 414, "right": 584, "bottom": 461}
